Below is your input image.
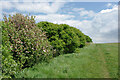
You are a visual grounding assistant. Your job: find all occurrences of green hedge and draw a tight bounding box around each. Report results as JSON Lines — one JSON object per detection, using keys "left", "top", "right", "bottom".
{"left": 37, "top": 22, "right": 90, "bottom": 56}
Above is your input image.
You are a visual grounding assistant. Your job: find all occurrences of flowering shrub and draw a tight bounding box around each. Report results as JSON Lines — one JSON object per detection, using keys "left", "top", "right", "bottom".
{"left": 2, "top": 13, "right": 53, "bottom": 77}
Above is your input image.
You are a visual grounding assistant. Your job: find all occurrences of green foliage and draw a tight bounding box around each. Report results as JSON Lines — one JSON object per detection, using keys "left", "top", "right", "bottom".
{"left": 2, "top": 14, "right": 53, "bottom": 77}
{"left": 37, "top": 22, "right": 88, "bottom": 55}
{"left": 70, "top": 27, "right": 86, "bottom": 47}
{"left": 85, "top": 35, "right": 92, "bottom": 43}
{"left": 60, "top": 26, "right": 80, "bottom": 53}
{"left": 2, "top": 55, "right": 19, "bottom": 78}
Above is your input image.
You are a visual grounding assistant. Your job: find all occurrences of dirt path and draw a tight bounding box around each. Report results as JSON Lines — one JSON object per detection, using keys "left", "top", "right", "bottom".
{"left": 97, "top": 45, "right": 110, "bottom": 78}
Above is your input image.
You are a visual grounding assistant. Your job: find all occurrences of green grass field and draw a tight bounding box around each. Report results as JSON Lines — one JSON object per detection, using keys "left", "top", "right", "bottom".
{"left": 15, "top": 43, "right": 118, "bottom": 78}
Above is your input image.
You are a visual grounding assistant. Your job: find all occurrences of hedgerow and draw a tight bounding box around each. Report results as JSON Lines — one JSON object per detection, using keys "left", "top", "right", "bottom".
{"left": 1, "top": 13, "right": 93, "bottom": 78}
{"left": 37, "top": 22, "right": 90, "bottom": 55}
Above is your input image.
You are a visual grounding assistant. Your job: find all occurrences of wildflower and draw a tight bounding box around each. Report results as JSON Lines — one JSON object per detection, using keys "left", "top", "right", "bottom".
{"left": 43, "top": 50, "right": 46, "bottom": 52}
{"left": 18, "top": 52, "right": 20, "bottom": 55}
{"left": 26, "top": 51, "right": 29, "bottom": 53}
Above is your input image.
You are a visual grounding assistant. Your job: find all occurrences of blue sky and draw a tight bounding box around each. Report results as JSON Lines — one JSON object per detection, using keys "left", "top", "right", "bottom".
{"left": 0, "top": 0, "right": 119, "bottom": 43}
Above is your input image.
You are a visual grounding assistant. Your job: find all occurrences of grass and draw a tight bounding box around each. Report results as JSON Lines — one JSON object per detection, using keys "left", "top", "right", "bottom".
{"left": 15, "top": 43, "right": 118, "bottom": 78}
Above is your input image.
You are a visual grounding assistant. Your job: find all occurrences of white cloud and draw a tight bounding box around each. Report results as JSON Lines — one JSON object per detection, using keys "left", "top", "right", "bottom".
{"left": 100, "top": 5, "right": 117, "bottom": 13}
{"left": 80, "top": 5, "right": 118, "bottom": 43}
{"left": 1, "top": 1, "right": 13, "bottom": 10}
{"left": 72, "top": 8, "right": 96, "bottom": 18}
{"left": 15, "top": 2, "right": 65, "bottom": 14}
{"left": 106, "top": 3, "right": 113, "bottom": 7}
{"left": 1, "top": 1, "right": 66, "bottom": 14}
{"left": 79, "top": 10, "right": 95, "bottom": 18}
{"left": 35, "top": 14, "right": 75, "bottom": 23}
